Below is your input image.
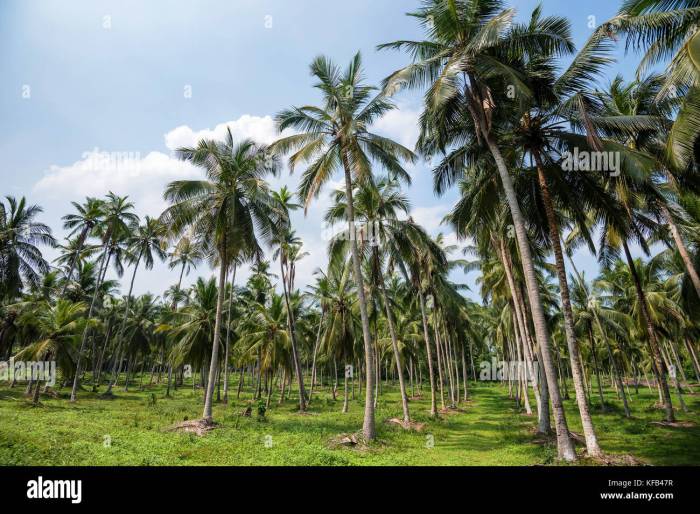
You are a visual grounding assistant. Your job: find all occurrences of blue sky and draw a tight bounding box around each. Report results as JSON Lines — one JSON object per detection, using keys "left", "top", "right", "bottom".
{"left": 0, "top": 0, "right": 645, "bottom": 300}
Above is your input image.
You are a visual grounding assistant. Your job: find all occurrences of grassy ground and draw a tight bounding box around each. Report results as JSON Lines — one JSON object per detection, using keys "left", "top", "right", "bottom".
{"left": 0, "top": 375, "right": 698, "bottom": 465}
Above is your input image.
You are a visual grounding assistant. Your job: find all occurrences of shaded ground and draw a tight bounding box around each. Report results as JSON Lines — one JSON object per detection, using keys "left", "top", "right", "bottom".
{"left": 0, "top": 377, "right": 698, "bottom": 465}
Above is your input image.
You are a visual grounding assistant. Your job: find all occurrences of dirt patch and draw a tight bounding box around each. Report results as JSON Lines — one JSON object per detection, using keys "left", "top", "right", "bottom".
{"left": 168, "top": 418, "right": 217, "bottom": 436}
{"left": 438, "top": 406, "right": 466, "bottom": 415}
{"left": 328, "top": 432, "right": 372, "bottom": 450}
{"left": 385, "top": 418, "right": 426, "bottom": 432}
{"left": 650, "top": 420, "right": 697, "bottom": 428}
{"left": 586, "top": 453, "right": 648, "bottom": 466}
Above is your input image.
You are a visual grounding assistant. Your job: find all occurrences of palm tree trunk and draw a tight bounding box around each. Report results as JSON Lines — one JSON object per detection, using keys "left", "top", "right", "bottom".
{"left": 599, "top": 320, "right": 630, "bottom": 417}
{"left": 70, "top": 237, "right": 112, "bottom": 401}
{"left": 535, "top": 158, "right": 602, "bottom": 455}
{"left": 308, "top": 312, "right": 324, "bottom": 403}
{"left": 377, "top": 264, "right": 410, "bottom": 423}
{"left": 342, "top": 366, "right": 349, "bottom": 413}
{"left": 661, "top": 204, "right": 700, "bottom": 299}
{"left": 202, "top": 260, "right": 228, "bottom": 422}
{"left": 684, "top": 336, "right": 700, "bottom": 382}
{"left": 418, "top": 288, "right": 438, "bottom": 416}
{"left": 588, "top": 327, "right": 606, "bottom": 411}
{"left": 513, "top": 312, "right": 532, "bottom": 415}
{"left": 485, "top": 136, "right": 575, "bottom": 461}
{"left": 621, "top": 241, "right": 675, "bottom": 422}
{"left": 461, "top": 346, "right": 469, "bottom": 401}
{"left": 341, "top": 150, "right": 375, "bottom": 440}
{"left": 222, "top": 264, "right": 236, "bottom": 404}
{"left": 280, "top": 260, "right": 306, "bottom": 411}
{"left": 433, "top": 315, "right": 446, "bottom": 410}
{"left": 498, "top": 240, "right": 544, "bottom": 424}
{"left": 105, "top": 251, "right": 143, "bottom": 394}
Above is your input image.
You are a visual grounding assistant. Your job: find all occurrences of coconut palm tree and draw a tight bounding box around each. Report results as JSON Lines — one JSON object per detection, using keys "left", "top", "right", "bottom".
{"left": 325, "top": 177, "right": 440, "bottom": 423}
{"left": 15, "top": 299, "right": 91, "bottom": 404}
{"left": 271, "top": 53, "right": 415, "bottom": 439}
{"left": 161, "top": 131, "right": 281, "bottom": 423}
{"left": 599, "top": 1, "right": 700, "bottom": 173}
{"left": 70, "top": 192, "right": 137, "bottom": 401}
{"left": 271, "top": 186, "right": 308, "bottom": 411}
{"left": 104, "top": 216, "right": 167, "bottom": 395}
{"left": 60, "top": 197, "right": 105, "bottom": 294}
{"left": 238, "top": 293, "right": 292, "bottom": 409}
{"left": 167, "top": 235, "right": 203, "bottom": 307}
{"left": 0, "top": 196, "right": 55, "bottom": 302}
{"left": 380, "top": 0, "right": 580, "bottom": 460}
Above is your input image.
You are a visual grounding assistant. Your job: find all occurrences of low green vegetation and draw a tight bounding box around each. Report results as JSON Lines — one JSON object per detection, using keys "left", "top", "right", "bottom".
{"left": 1, "top": 379, "right": 697, "bottom": 466}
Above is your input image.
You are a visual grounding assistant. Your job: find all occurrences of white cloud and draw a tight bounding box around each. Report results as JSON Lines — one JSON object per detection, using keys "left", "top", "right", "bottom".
{"left": 164, "top": 115, "right": 281, "bottom": 151}
{"left": 34, "top": 150, "right": 200, "bottom": 218}
{"left": 372, "top": 106, "right": 420, "bottom": 149}
{"left": 30, "top": 110, "right": 432, "bottom": 295}
{"left": 410, "top": 205, "right": 450, "bottom": 233}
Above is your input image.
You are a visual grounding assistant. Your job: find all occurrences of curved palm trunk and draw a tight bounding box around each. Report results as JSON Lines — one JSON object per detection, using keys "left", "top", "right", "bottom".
{"left": 341, "top": 151, "right": 375, "bottom": 440}
{"left": 377, "top": 265, "right": 410, "bottom": 423}
{"left": 499, "top": 240, "right": 547, "bottom": 429}
{"left": 70, "top": 237, "right": 111, "bottom": 402}
{"left": 485, "top": 136, "right": 575, "bottom": 461}
{"left": 661, "top": 204, "right": 700, "bottom": 299}
{"left": 535, "top": 159, "right": 602, "bottom": 456}
{"left": 621, "top": 241, "right": 674, "bottom": 422}
{"left": 202, "top": 261, "right": 228, "bottom": 422}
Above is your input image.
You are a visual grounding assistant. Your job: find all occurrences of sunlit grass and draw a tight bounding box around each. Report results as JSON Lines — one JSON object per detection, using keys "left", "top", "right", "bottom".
{"left": 0, "top": 376, "right": 698, "bottom": 465}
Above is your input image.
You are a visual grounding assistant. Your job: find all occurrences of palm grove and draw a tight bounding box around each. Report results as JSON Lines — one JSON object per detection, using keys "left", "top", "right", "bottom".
{"left": 2, "top": 0, "right": 700, "bottom": 462}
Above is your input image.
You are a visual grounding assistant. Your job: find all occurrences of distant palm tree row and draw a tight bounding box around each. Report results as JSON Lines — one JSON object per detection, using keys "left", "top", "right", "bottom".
{"left": 2, "top": 0, "right": 700, "bottom": 462}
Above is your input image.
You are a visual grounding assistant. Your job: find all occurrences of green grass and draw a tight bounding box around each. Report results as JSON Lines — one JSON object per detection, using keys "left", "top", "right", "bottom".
{"left": 0, "top": 376, "right": 698, "bottom": 465}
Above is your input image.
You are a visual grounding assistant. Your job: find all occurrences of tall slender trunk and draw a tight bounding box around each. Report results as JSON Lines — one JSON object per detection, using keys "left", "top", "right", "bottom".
{"left": 433, "top": 313, "right": 446, "bottom": 410}
{"left": 280, "top": 258, "right": 306, "bottom": 411}
{"left": 222, "top": 264, "right": 236, "bottom": 404}
{"left": 105, "top": 251, "right": 143, "bottom": 394}
{"left": 499, "top": 240, "right": 544, "bottom": 425}
{"left": 588, "top": 327, "right": 606, "bottom": 410}
{"left": 418, "top": 288, "right": 438, "bottom": 416}
{"left": 621, "top": 241, "right": 674, "bottom": 422}
{"left": 202, "top": 259, "right": 228, "bottom": 422}
{"left": 661, "top": 204, "right": 700, "bottom": 298}
{"left": 377, "top": 263, "right": 410, "bottom": 423}
{"left": 535, "top": 158, "right": 601, "bottom": 456}
{"left": 684, "top": 336, "right": 700, "bottom": 382}
{"left": 341, "top": 150, "right": 375, "bottom": 440}
{"left": 485, "top": 136, "right": 575, "bottom": 460}
{"left": 342, "top": 366, "right": 349, "bottom": 413}
{"left": 597, "top": 313, "right": 630, "bottom": 417}
{"left": 308, "top": 311, "right": 324, "bottom": 403}
{"left": 513, "top": 312, "right": 532, "bottom": 415}
{"left": 461, "top": 346, "right": 469, "bottom": 401}
{"left": 70, "top": 236, "right": 111, "bottom": 401}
